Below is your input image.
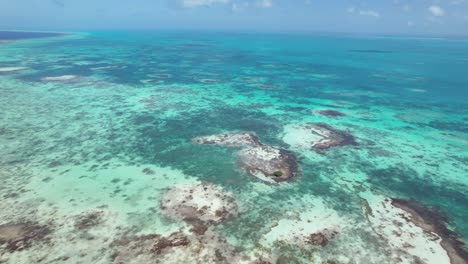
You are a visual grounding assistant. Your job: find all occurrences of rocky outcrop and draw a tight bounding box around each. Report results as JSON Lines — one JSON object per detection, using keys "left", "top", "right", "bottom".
{"left": 193, "top": 132, "right": 298, "bottom": 183}
{"left": 238, "top": 146, "right": 298, "bottom": 183}
{"left": 361, "top": 195, "right": 467, "bottom": 264}
{"left": 391, "top": 199, "right": 468, "bottom": 264}
{"left": 283, "top": 123, "right": 356, "bottom": 151}
{"left": 192, "top": 132, "right": 261, "bottom": 148}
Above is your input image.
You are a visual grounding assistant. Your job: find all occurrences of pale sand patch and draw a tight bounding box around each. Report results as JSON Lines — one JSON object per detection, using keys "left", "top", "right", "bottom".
{"left": 161, "top": 183, "right": 238, "bottom": 224}
{"left": 262, "top": 199, "right": 343, "bottom": 247}
{"left": 361, "top": 193, "right": 451, "bottom": 264}
{"left": 283, "top": 123, "right": 355, "bottom": 151}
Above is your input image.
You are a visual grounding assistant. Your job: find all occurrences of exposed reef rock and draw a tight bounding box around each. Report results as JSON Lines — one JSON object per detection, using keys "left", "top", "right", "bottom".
{"left": 238, "top": 146, "right": 298, "bottom": 183}
{"left": 161, "top": 183, "right": 238, "bottom": 224}
{"left": 283, "top": 123, "right": 356, "bottom": 151}
{"left": 192, "top": 132, "right": 261, "bottom": 148}
{"left": 192, "top": 132, "right": 298, "bottom": 183}
{"left": 361, "top": 195, "right": 467, "bottom": 264}
{"left": 0, "top": 222, "right": 51, "bottom": 253}
{"left": 391, "top": 199, "right": 468, "bottom": 264}
{"left": 315, "top": 110, "right": 347, "bottom": 118}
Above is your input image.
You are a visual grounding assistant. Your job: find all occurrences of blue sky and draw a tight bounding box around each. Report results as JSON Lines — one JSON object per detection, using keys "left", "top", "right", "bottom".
{"left": 1, "top": 0, "right": 468, "bottom": 35}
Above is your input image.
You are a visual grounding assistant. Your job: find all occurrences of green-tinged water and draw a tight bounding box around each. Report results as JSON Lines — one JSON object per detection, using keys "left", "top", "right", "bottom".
{"left": 0, "top": 31, "right": 467, "bottom": 264}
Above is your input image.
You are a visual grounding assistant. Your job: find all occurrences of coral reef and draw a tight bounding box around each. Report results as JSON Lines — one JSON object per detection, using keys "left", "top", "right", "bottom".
{"left": 0, "top": 222, "right": 52, "bottom": 253}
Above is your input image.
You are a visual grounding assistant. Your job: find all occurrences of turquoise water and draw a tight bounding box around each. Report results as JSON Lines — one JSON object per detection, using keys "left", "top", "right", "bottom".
{"left": 0, "top": 32, "right": 467, "bottom": 263}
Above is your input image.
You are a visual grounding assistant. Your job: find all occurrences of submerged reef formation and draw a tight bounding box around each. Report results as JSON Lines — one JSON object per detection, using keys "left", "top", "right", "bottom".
{"left": 362, "top": 196, "right": 468, "bottom": 264}
{"left": 391, "top": 199, "right": 468, "bottom": 264}
{"left": 111, "top": 184, "right": 246, "bottom": 263}
{"left": 110, "top": 231, "right": 190, "bottom": 263}
{"left": 74, "top": 210, "right": 105, "bottom": 231}
{"left": 110, "top": 228, "right": 250, "bottom": 264}
{"left": 238, "top": 146, "right": 298, "bottom": 183}
{"left": 261, "top": 202, "right": 343, "bottom": 250}
{"left": 283, "top": 123, "right": 356, "bottom": 151}
{"left": 0, "top": 222, "right": 52, "bottom": 253}
{"left": 192, "top": 132, "right": 261, "bottom": 148}
{"left": 314, "top": 110, "right": 347, "bottom": 118}
{"left": 193, "top": 132, "right": 298, "bottom": 182}
{"left": 161, "top": 183, "right": 238, "bottom": 225}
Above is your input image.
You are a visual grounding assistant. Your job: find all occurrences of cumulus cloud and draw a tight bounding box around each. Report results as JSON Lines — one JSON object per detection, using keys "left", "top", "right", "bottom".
{"left": 428, "top": 5, "right": 445, "bottom": 16}
{"left": 180, "top": 0, "right": 230, "bottom": 8}
{"left": 347, "top": 7, "right": 380, "bottom": 17}
{"left": 256, "top": 0, "right": 273, "bottom": 8}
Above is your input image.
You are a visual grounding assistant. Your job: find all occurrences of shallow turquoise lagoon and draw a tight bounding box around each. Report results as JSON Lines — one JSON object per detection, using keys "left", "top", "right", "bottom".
{"left": 0, "top": 32, "right": 467, "bottom": 263}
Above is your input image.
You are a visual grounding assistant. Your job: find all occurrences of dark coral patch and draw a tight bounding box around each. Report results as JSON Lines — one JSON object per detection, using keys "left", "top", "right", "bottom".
{"left": 306, "top": 123, "right": 356, "bottom": 150}
{"left": 0, "top": 222, "right": 52, "bottom": 253}
{"left": 428, "top": 121, "right": 468, "bottom": 133}
{"left": 142, "top": 168, "right": 156, "bottom": 175}
{"left": 305, "top": 230, "right": 337, "bottom": 247}
{"left": 316, "top": 110, "right": 346, "bottom": 118}
{"left": 239, "top": 146, "right": 299, "bottom": 183}
{"left": 110, "top": 231, "right": 189, "bottom": 262}
{"left": 74, "top": 211, "right": 104, "bottom": 230}
{"left": 391, "top": 199, "right": 468, "bottom": 264}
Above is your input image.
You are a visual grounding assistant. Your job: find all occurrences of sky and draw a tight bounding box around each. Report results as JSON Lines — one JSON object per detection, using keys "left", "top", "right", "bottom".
{"left": 1, "top": 0, "right": 468, "bottom": 35}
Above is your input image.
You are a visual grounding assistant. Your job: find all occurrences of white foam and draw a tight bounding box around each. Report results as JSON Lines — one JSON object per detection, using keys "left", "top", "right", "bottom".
{"left": 0, "top": 67, "right": 27, "bottom": 72}
{"left": 41, "top": 75, "right": 79, "bottom": 81}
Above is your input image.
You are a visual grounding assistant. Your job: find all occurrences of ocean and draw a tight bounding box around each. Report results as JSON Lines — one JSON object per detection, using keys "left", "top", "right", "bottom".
{"left": 0, "top": 31, "right": 467, "bottom": 263}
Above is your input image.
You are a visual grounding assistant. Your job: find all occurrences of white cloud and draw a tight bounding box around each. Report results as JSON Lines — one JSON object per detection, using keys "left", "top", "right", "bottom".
{"left": 257, "top": 0, "right": 273, "bottom": 8}
{"left": 180, "top": 0, "right": 230, "bottom": 8}
{"left": 231, "top": 1, "right": 249, "bottom": 11}
{"left": 347, "top": 7, "right": 380, "bottom": 17}
{"left": 359, "top": 10, "right": 380, "bottom": 17}
{"left": 428, "top": 5, "right": 445, "bottom": 16}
